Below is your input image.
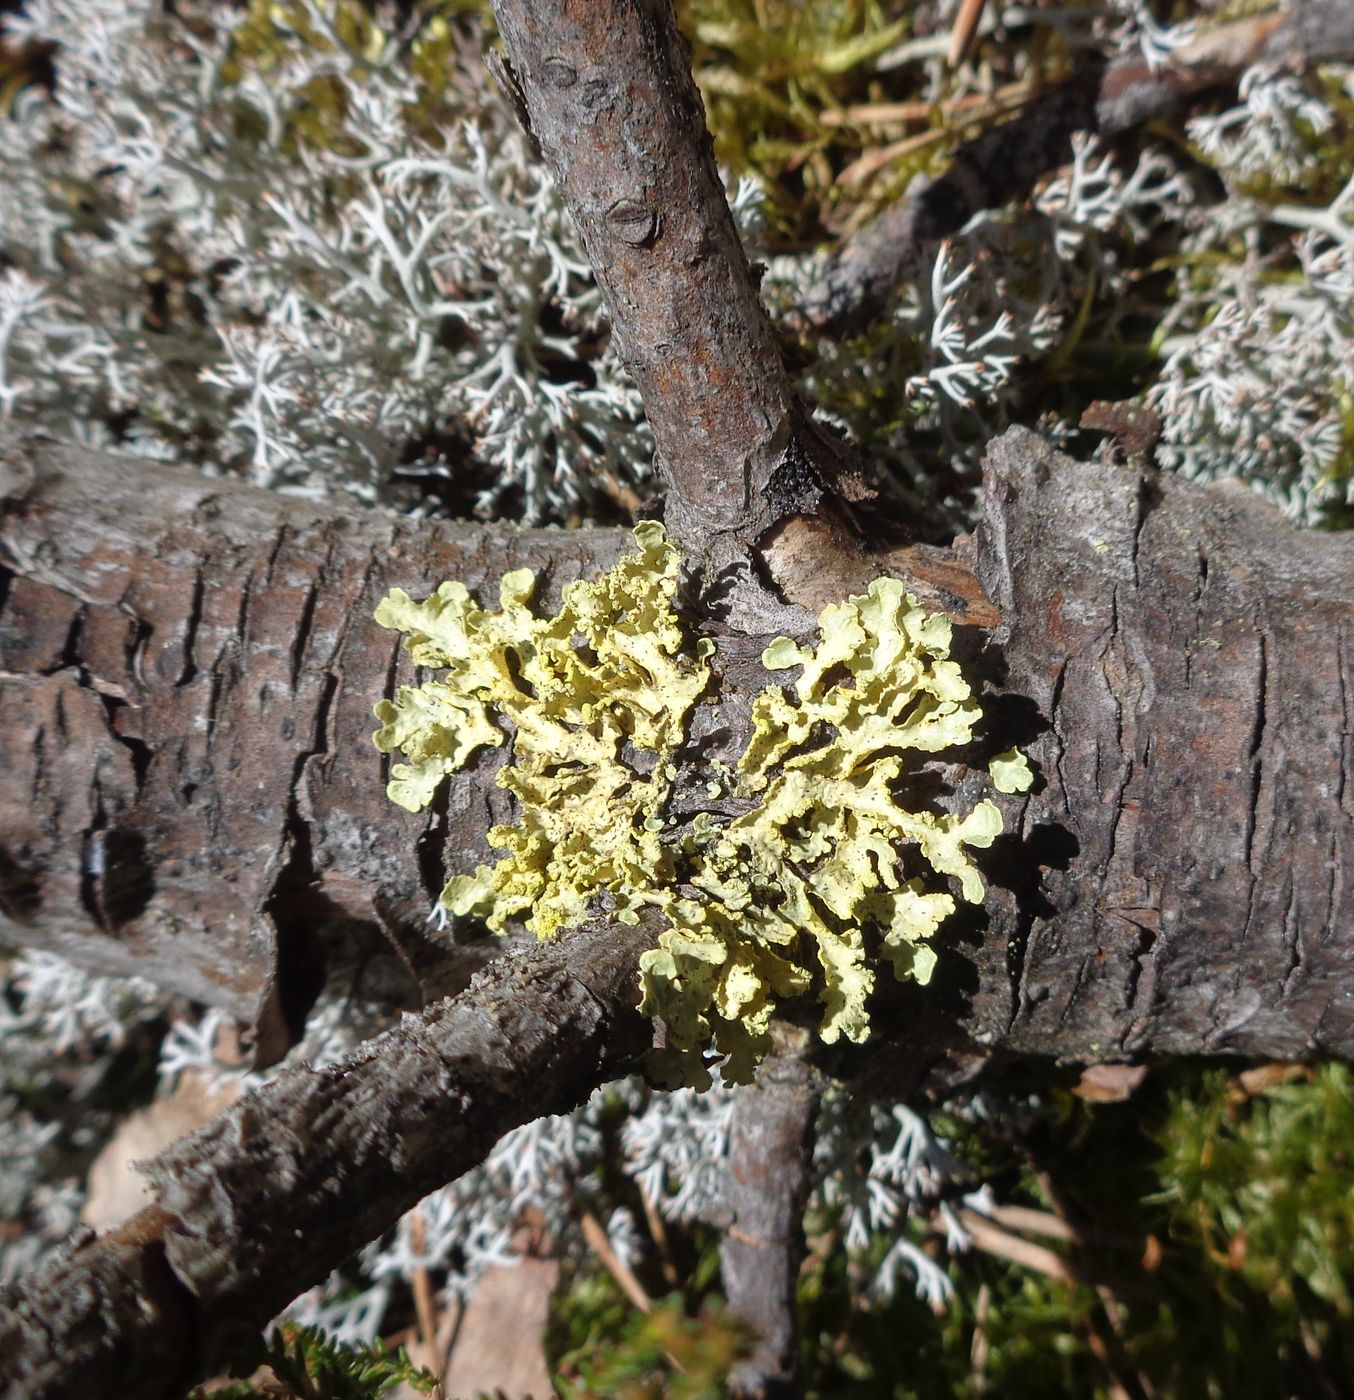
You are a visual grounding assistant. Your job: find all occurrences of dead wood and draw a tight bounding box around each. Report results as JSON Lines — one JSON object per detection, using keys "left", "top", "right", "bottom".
{"left": 0, "top": 918, "right": 651, "bottom": 1400}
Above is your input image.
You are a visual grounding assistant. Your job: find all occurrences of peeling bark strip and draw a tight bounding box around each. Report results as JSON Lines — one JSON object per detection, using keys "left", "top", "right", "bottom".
{"left": 487, "top": 0, "right": 873, "bottom": 570}
{"left": 0, "top": 919, "right": 653, "bottom": 1400}
{"left": 968, "top": 431, "right": 1354, "bottom": 1064}
{"left": 0, "top": 431, "right": 631, "bottom": 1061}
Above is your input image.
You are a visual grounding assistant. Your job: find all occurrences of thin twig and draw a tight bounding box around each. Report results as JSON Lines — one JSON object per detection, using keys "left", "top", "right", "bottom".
{"left": 406, "top": 1210, "right": 442, "bottom": 1362}
{"left": 577, "top": 1209, "right": 653, "bottom": 1316}
{"left": 638, "top": 1187, "right": 680, "bottom": 1291}
{"left": 948, "top": 0, "right": 990, "bottom": 68}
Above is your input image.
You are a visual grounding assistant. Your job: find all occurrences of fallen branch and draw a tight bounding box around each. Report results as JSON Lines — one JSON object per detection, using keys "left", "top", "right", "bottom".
{"left": 0, "top": 918, "right": 652, "bottom": 1400}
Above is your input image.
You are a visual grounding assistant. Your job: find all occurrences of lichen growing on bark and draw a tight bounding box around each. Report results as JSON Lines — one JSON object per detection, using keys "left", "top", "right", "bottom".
{"left": 374, "top": 529, "right": 1025, "bottom": 1086}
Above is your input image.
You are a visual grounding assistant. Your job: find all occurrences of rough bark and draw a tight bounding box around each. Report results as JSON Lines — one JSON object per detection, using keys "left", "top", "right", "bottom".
{"left": 719, "top": 1028, "right": 821, "bottom": 1400}
{"left": 5, "top": 426, "right": 1353, "bottom": 1069}
{"left": 846, "top": 430, "right": 1354, "bottom": 1101}
{"left": 0, "top": 429, "right": 631, "bottom": 1063}
{"left": 972, "top": 431, "right": 1354, "bottom": 1063}
{"left": 487, "top": 0, "right": 879, "bottom": 606}
{"left": 795, "top": 0, "right": 1354, "bottom": 339}
{"left": 0, "top": 918, "right": 652, "bottom": 1400}
{"left": 2, "top": 428, "right": 1352, "bottom": 1399}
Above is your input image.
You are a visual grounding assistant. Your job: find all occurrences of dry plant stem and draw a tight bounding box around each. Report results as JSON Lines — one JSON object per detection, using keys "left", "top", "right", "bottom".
{"left": 797, "top": 1, "right": 1354, "bottom": 338}
{"left": 406, "top": 1210, "right": 441, "bottom": 1358}
{"left": 720, "top": 1029, "right": 821, "bottom": 1400}
{"left": 577, "top": 1208, "right": 653, "bottom": 1316}
{"left": 0, "top": 919, "right": 653, "bottom": 1400}
{"left": 487, "top": 0, "right": 870, "bottom": 580}
{"left": 947, "top": 0, "right": 990, "bottom": 69}
{"left": 640, "top": 1187, "right": 681, "bottom": 1289}
{"left": 957, "top": 1209, "right": 1076, "bottom": 1284}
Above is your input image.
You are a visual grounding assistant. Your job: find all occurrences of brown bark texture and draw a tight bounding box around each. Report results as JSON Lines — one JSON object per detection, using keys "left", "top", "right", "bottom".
{"left": 487, "top": 0, "right": 875, "bottom": 591}
{"left": 4, "top": 424, "right": 1352, "bottom": 1074}
{"left": 0, "top": 430, "right": 630, "bottom": 1064}
{"left": 0, "top": 918, "right": 652, "bottom": 1400}
{"left": 718, "top": 1028, "right": 821, "bottom": 1400}
{"left": 966, "top": 431, "right": 1354, "bottom": 1064}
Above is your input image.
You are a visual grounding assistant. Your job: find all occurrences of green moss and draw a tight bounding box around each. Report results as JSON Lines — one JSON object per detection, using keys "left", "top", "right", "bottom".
{"left": 675, "top": 0, "right": 913, "bottom": 237}
{"left": 550, "top": 1278, "right": 746, "bottom": 1400}
{"left": 221, "top": 0, "right": 487, "bottom": 156}
{"left": 198, "top": 1323, "right": 436, "bottom": 1400}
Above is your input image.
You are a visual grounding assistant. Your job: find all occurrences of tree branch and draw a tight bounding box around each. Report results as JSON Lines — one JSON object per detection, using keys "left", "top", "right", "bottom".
{"left": 487, "top": 0, "right": 878, "bottom": 595}
{"left": 3, "top": 392, "right": 1352, "bottom": 1400}
{"left": 0, "top": 429, "right": 633, "bottom": 1062}
{"left": 719, "top": 1027, "right": 821, "bottom": 1400}
{"left": 5, "top": 425, "right": 1352, "bottom": 1081}
{"left": 0, "top": 917, "right": 652, "bottom": 1400}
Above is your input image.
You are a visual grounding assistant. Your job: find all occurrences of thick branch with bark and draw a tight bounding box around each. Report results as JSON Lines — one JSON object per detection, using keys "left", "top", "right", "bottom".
{"left": 488, "top": 0, "right": 877, "bottom": 595}
{"left": 0, "top": 430, "right": 631, "bottom": 1062}
{"left": 4, "top": 426, "right": 1351, "bottom": 1074}
{"left": 970, "top": 432, "right": 1354, "bottom": 1064}
{"left": 0, "top": 919, "right": 651, "bottom": 1400}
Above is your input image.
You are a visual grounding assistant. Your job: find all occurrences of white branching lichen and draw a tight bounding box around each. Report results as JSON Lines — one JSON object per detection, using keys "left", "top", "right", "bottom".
{"left": 0, "top": 0, "right": 650, "bottom": 520}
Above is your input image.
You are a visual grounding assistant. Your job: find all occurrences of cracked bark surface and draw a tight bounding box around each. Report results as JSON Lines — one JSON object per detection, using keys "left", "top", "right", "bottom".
{"left": 1, "top": 428, "right": 1352, "bottom": 1399}
{"left": 968, "top": 430, "right": 1354, "bottom": 1064}
{"left": 0, "top": 431, "right": 631, "bottom": 1063}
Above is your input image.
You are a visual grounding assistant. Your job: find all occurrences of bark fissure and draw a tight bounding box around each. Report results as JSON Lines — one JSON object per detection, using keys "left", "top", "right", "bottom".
{"left": 178, "top": 571, "right": 204, "bottom": 687}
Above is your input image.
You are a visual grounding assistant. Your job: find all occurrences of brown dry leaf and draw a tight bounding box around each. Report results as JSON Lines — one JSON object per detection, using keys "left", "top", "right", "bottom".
{"left": 1072, "top": 1064, "right": 1148, "bottom": 1103}
{"left": 439, "top": 1258, "right": 561, "bottom": 1400}
{"left": 83, "top": 1071, "right": 240, "bottom": 1231}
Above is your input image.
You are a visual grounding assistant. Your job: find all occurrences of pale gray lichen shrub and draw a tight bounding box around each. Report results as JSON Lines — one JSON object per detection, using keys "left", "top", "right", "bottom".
{"left": 0, "top": 951, "right": 167, "bottom": 1283}
{"left": 771, "top": 12, "right": 1353, "bottom": 528}
{"left": 0, "top": 0, "right": 651, "bottom": 520}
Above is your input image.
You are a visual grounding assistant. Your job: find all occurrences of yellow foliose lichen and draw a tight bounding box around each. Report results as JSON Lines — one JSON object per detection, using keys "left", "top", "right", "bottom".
{"left": 638, "top": 576, "right": 1005, "bottom": 1088}
{"left": 372, "top": 522, "right": 709, "bottom": 938}
{"left": 374, "top": 532, "right": 1027, "bottom": 1090}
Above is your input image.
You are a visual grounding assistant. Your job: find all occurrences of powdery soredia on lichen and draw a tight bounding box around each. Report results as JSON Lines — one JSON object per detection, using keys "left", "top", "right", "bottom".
{"left": 373, "top": 532, "right": 1024, "bottom": 1088}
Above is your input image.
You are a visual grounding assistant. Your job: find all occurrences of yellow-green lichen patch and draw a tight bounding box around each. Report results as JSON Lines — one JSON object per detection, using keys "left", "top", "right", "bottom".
{"left": 990, "top": 747, "right": 1034, "bottom": 794}
{"left": 375, "top": 539, "right": 1025, "bottom": 1090}
{"left": 638, "top": 577, "right": 1004, "bottom": 1087}
{"left": 372, "top": 522, "right": 710, "bottom": 938}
